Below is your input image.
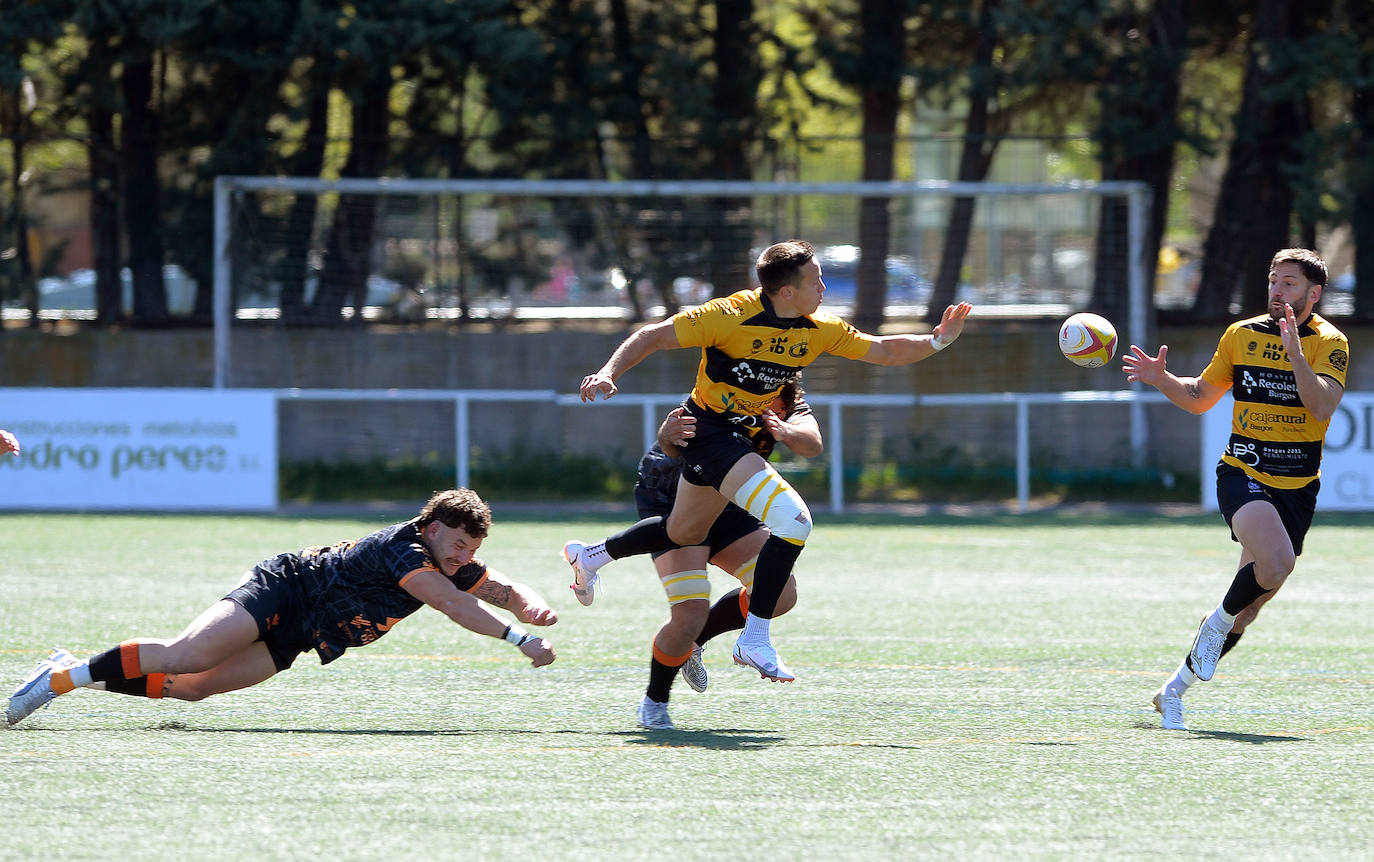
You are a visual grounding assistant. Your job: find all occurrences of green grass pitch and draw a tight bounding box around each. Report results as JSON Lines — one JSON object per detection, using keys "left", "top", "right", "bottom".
{"left": 2, "top": 509, "right": 1372, "bottom": 860}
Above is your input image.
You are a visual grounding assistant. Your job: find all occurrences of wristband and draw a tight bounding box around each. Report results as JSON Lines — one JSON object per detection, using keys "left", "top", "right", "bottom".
{"left": 930, "top": 332, "right": 952, "bottom": 351}
{"left": 502, "top": 624, "right": 533, "bottom": 647}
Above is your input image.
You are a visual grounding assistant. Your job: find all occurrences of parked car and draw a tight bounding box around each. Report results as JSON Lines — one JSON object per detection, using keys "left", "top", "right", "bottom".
{"left": 815, "top": 245, "right": 931, "bottom": 306}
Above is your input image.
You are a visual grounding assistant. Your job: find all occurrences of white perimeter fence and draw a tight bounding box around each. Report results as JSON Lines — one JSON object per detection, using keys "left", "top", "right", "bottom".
{"left": 5, "top": 388, "right": 1372, "bottom": 513}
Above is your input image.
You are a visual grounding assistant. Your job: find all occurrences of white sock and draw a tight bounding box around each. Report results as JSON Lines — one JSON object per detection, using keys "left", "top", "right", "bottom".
{"left": 1205, "top": 604, "right": 1237, "bottom": 631}
{"left": 581, "top": 541, "right": 612, "bottom": 570}
{"left": 69, "top": 663, "right": 94, "bottom": 688}
{"left": 741, "top": 613, "right": 770, "bottom": 642}
{"left": 1163, "top": 660, "right": 1197, "bottom": 697}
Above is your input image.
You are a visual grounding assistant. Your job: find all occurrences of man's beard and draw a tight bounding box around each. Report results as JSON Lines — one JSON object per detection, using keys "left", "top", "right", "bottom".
{"left": 1268, "top": 296, "right": 1313, "bottom": 321}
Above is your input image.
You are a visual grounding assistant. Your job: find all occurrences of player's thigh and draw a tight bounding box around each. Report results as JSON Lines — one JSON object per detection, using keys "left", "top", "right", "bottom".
{"left": 162, "top": 599, "right": 263, "bottom": 669}
{"left": 166, "top": 642, "right": 280, "bottom": 701}
{"left": 1229, "top": 500, "right": 1296, "bottom": 583}
{"left": 718, "top": 451, "right": 770, "bottom": 500}
{"left": 666, "top": 478, "right": 730, "bottom": 542}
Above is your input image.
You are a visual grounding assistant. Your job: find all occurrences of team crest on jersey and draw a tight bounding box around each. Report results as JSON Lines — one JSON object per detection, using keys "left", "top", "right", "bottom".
{"left": 1246, "top": 340, "right": 1258, "bottom": 355}
{"left": 1330, "top": 348, "right": 1348, "bottom": 373}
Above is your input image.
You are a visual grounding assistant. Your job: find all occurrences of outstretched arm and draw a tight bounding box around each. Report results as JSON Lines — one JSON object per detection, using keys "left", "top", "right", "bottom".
{"left": 403, "top": 570, "right": 556, "bottom": 667}
{"left": 471, "top": 569, "right": 558, "bottom": 627}
{"left": 1122, "top": 344, "right": 1227, "bottom": 414}
{"left": 859, "top": 302, "right": 973, "bottom": 366}
{"left": 580, "top": 318, "right": 683, "bottom": 402}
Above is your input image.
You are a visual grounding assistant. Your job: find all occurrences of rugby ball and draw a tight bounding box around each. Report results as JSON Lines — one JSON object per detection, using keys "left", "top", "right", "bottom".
{"left": 1058, "top": 312, "right": 1118, "bottom": 368}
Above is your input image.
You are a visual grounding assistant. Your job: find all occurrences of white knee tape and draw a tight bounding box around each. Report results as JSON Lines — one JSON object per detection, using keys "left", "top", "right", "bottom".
{"left": 660, "top": 569, "right": 710, "bottom": 605}
{"left": 733, "top": 469, "right": 811, "bottom": 543}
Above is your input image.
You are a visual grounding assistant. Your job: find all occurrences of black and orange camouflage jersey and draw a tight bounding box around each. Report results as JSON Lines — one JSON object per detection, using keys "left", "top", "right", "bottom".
{"left": 672, "top": 289, "right": 874, "bottom": 435}
{"left": 1201, "top": 312, "right": 1349, "bottom": 489}
{"left": 246, "top": 520, "right": 489, "bottom": 665}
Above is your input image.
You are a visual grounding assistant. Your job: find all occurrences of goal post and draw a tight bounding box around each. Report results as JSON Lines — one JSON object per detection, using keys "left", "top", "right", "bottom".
{"left": 213, "top": 175, "right": 1152, "bottom": 387}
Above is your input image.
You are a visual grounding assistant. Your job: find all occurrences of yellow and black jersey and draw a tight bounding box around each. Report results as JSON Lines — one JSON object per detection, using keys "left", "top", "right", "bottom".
{"left": 1200, "top": 312, "right": 1349, "bottom": 488}
{"left": 672, "top": 288, "right": 875, "bottom": 431}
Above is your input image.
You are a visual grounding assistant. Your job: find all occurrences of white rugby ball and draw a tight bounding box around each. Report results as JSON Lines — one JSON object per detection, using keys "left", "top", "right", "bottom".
{"left": 1058, "top": 312, "right": 1118, "bottom": 368}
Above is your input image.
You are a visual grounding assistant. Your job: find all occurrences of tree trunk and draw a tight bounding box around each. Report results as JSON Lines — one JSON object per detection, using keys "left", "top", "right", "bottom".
{"left": 1194, "top": 0, "right": 1307, "bottom": 320}
{"left": 5, "top": 85, "right": 37, "bottom": 328}
{"left": 315, "top": 72, "right": 390, "bottom": 323}
{"left": 1090, "top": 0, "right": 1186, "bottom": 328}
{"left": 120, "top": 49, "right": 167, "bottom": 323}
{"left": 852, "top": 0, "right": 905, "bottom": 332}
{"left": 280, "top": 62, "right": 332, "bottom": 323}
{"left": 89, "top": 98, "right": 122, "bottom": 326}
{"left": 1349, "top": 7, "right": 1374, "bottom": 322}
{"left": 927, "top": 0, "right": 1000, "bottom": 327}
{"left": 706, "top": 0, "right": 756, "bottom": 299}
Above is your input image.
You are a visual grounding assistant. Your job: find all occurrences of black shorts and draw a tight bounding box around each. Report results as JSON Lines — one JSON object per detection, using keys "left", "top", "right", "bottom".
{"left": 224, "top": 565, "right": 314, "bottom": 672}
{"left": 636, "top": 482, "right": 763, "bottom": 560}
{"left": 1215, "top": 462, "right": 1319, "bottom": 556}
{"left": 678, "top": 401, "right": 758, "bottom": 489}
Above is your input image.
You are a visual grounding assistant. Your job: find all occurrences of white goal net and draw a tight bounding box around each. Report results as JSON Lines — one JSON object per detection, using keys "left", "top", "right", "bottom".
{"left": 213, "top": 177, "right": 1150, "bottom": 382}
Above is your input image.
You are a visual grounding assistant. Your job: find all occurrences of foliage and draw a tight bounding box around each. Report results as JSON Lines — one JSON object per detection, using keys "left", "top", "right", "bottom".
{"left": 5, "top": 0, "right": 1374, "bottom": 324}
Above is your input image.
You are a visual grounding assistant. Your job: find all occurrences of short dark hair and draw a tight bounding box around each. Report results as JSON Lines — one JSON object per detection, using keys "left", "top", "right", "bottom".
{"left": 755, "top": 240, "right": 816, "bottom": 295}
{"left": 417, "top": 488, "right": 491, "bottom": 537}
{"left": 777, "top": 373, "right": 805, "bottom": 416}
{"left": 1271, "top": 248, "right": 1328, "bottom": 287}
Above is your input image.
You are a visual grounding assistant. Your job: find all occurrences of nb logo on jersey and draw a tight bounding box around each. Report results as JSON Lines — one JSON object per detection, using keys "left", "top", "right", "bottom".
{"left": 1262, "top": 345, "right": 1284, "bottom": 362}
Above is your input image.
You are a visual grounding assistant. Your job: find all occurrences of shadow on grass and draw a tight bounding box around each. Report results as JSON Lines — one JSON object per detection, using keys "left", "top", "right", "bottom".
{"left": 1185, "top": 728, "right": 1306, "bottom": 744}
{"left": 121, "top": 722, "right": 788, "bottom": 749}
{"left": 614, "top": 728, "right": 785, "bottom": 750}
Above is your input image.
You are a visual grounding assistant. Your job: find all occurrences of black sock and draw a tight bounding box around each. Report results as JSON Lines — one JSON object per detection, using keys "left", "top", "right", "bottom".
{"left": 646, "top": 658, "right": 678, "bottom": 703}
{"left": 605, "top": 517, "right": 680, "bottom": 559}
{"left": 749, "top": 535, "right": 802, "bottom": 618}
{"left": 87, "top": 644, "right": 132, "bottom": 684}
{"left": 696, "top": 588, "right": 745, "bottom": 645}
{"left": 1221, "top": 563, "right": 1271, "bottom": 616}
{"left": 1220, "top": 630, "right": 1244, "bottom": 658}
{"left": 105, "top": 674, "right": 167, "bottom": 698}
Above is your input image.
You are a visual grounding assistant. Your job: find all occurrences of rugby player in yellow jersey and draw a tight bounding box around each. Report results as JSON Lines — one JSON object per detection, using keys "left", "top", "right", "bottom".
{"left": 563, "top": 239, "right": 973, "bottom": 687}
{"left": 1124, "top": 248, "right": 1349, "bottom": 730}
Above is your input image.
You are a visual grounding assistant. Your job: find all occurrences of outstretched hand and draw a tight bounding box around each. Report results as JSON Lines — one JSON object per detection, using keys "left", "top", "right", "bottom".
{"left": 508, "top": 584, "right": 559, "bottom": 627}
{"left": 933, "top": 302, "right": 973, "bottom": 344}
{"left": 1122, "top": 344, "right": 1168, "bottom": 386}
{"left": 0, "top": 429, "right": 18, "bottom": 456}
{"left": 580, "top": 371, "right": 617, "bottom": 403}
{"left": 519, "top": 636, "right": 557, "bottom": 667}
